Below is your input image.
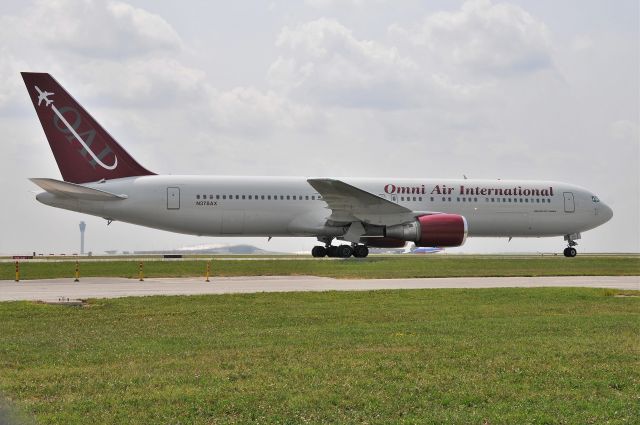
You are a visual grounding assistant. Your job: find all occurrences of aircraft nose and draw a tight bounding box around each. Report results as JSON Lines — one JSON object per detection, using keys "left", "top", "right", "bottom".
{"left": 600, "top": 203, "right": 613, "bottom": 223}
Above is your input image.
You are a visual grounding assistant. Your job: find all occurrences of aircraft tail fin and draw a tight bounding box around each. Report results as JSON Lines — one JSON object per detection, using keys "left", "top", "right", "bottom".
{"left": 21, "top": 72, "right": 154, "bottom": 183}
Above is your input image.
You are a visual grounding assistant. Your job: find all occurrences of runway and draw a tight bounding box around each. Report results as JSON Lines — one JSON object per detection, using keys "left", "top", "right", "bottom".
{"left": 0, "top": 275, "right": 637, "bottom": 302}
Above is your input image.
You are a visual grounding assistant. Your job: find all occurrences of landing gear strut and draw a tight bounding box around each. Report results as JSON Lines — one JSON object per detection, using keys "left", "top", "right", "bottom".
{"left": 311, "top": 238, "right": 369, "bottom": 258}
{"left": 563, "top": 234, "right": 579, "bottom": 258}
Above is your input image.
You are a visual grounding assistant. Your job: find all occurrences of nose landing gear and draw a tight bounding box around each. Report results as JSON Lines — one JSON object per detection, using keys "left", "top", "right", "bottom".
{"left": 563, "top": 234, "right": 580, "bottom": 257}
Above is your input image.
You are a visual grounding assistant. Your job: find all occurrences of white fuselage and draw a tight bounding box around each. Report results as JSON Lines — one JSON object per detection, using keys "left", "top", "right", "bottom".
{"left": 36, "top": 176, "right": 613, "bottom": 241}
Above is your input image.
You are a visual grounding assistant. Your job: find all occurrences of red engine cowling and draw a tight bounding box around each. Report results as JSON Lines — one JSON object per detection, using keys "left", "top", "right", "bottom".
{"left": 385, "top": 214, "right": 468, "bottom": 248}
{"left": 415, "top": 214, "right": 467, "bottom": 247}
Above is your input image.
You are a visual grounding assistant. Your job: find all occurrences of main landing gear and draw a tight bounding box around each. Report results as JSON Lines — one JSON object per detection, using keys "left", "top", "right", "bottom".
{"left": 311, "top": 238, "right": 369, "bottom": 258}
{"left": 563, "top": 234, "right": 579, "bottom": 257}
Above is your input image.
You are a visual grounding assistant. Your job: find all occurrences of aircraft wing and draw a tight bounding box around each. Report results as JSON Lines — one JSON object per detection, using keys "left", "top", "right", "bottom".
{"left": 30, "top": 178, "right": 127, "bottom": 201}
{"left": 307, "top": 178, "right": 432, "bottom": 226}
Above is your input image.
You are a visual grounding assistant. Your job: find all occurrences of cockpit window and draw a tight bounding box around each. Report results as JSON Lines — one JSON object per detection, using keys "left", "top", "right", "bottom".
{"left": 592, "top": 196, "right": 600, "bottom": 203}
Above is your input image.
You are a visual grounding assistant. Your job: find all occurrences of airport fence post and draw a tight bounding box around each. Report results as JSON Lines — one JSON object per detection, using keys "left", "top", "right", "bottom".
{"left": 15, "top": 261, "right": 19, "bottom": 282}
{"left": 74, "top": 260, "right": 80, "bottom": 282}
{"left": 139, "top": 262, "right": 144, "bottom": 282}
{"left": 205, "top": 261, "right": 211, "bottom": 282}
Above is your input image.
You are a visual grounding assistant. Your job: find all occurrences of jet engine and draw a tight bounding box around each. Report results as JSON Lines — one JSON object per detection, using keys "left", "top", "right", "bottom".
{"left": 363, "top": 238, "right": 407, "bottom": 248}
{"left": 385, "top": 214, "right": 468, "bottom": 247}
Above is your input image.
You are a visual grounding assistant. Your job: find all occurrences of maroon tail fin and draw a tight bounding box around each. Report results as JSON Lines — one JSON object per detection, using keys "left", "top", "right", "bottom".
{"left": 21, "top": 72, "right": 154, "bottom": 183}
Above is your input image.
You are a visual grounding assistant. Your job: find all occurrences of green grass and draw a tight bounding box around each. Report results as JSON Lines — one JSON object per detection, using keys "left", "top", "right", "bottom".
{"left": 0, "top": 288, "right": 638, "bottom": 424}
{"left": 2, "top": 256, "right": 639, "bottom": 280}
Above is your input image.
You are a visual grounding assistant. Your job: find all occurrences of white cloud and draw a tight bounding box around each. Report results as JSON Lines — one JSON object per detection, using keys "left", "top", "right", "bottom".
{"left": 69, "top": 58, "right": 207, "bottom": 105}
{"left": 269, "top": 18, "right": 420, "bottom": 108}
{"left": 390, "top": 0, "right": 552, "bottom": 77}
{"left": 610, "top": 120, "right": 639, "bottom": 142}
{"left": 0, "top": 49, "right": 29, "bottom": 110}
{"left": 208, "top": 86, "right": 316, "bottom": 135}
{"left": 19, "top": 0, "right": 182, "bottom": 58}
{"left": 304, "top": 0, "right": 379, "bottom": 8}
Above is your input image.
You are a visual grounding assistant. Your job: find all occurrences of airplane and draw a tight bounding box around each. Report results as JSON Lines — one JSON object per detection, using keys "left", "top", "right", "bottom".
{"left": 21, "top": 72, "right": 613, "bottom": 258}
{"left": 34, "top": 85, "right": 54, "bottom": 107}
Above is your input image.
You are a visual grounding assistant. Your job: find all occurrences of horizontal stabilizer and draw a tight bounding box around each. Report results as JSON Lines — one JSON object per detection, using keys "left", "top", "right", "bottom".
{"left": 30, "top": 178, "right": 127, "bottom": 201}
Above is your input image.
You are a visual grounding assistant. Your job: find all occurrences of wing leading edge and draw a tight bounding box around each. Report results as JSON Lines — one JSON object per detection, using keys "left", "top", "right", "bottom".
{"left": 307, "top": 178, "right": 437, "bottom": 227}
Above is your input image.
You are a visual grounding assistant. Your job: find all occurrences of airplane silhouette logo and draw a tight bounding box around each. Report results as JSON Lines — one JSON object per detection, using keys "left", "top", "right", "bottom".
{"left": 35, "top": 86, "right": 54, "bottom": 107}
{"left": 33, "top": 85, "right": 118, "bottom": 171}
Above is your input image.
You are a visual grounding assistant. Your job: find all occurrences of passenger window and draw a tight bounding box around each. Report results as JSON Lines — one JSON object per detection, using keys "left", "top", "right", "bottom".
{"left": 222, "top": 195, "right": 226, "bottom": 200}
{"left": 305, "top": 195, "right": 309, "bottom": 200}
{"left": 430, "top": 197, "right": 434, "bottom": 202}
{"left": 419, "top": 197, "right": 422, "bottom": 201}
{"left": 448, "top": 197, "right": 452, "bottom": 202}
{"left": 242, "top": 195, "right": 246, "bottom": 200}
{"left": 196, "top": 195, "right": 200, "bottom": 199}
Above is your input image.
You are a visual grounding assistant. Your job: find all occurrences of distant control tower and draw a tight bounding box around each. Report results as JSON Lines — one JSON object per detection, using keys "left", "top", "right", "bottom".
{"left": 79, "top": 221, "right": 86, "bottom": 255}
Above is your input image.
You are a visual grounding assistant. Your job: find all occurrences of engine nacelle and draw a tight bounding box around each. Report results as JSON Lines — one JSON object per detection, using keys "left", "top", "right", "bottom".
{"left": 385, "top": 214, "right": 468, "bottom": 247}
{"left": 363, "top": 238, "right": 407, "bottom": 248}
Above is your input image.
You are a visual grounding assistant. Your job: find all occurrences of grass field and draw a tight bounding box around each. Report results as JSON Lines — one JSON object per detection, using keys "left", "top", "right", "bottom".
{"left": 2, "top": 255, "right": 640, "bottom": 280}
{"left": 0, "top": 288, "right": 638, "bottom": 424}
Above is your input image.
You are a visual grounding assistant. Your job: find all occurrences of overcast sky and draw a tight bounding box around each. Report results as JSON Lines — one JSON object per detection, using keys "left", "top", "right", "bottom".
{"left": 0, "top": 0, "right": 638, "bottom": 255}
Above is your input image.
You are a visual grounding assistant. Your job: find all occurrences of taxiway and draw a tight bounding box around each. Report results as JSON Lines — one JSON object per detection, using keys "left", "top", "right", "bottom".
{"left": 0, "top": 275, "right": 637, "bottom": 302}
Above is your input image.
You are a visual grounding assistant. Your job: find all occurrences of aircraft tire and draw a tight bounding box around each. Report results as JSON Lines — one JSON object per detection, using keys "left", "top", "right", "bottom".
{"left": 353, "top": 245, "right": 369, "bottom": 258}
{"left": 312, "top": 246, "right": 326, "bottom": 258}
{"left": 563, "top": 247, "right": 577, "bottom": 257}
{"left": 337, "top": 245, "right": 353, "bottom": 258}
{"left": 326, "top": 246, "right": 338, "bottom": 257}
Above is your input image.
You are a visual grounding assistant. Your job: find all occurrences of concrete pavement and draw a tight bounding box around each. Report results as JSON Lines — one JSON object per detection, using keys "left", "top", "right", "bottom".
{"left": 0, "top": 275, "right": 638, "bottom": 302}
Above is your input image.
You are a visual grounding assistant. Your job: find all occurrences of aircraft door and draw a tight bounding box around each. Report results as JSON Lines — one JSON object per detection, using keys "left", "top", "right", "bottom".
{"left": 167, "top": 187, "right": 180, "bottom": 210}
{"left": 563, "top": 192, "right": 575, "bottom": 213}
